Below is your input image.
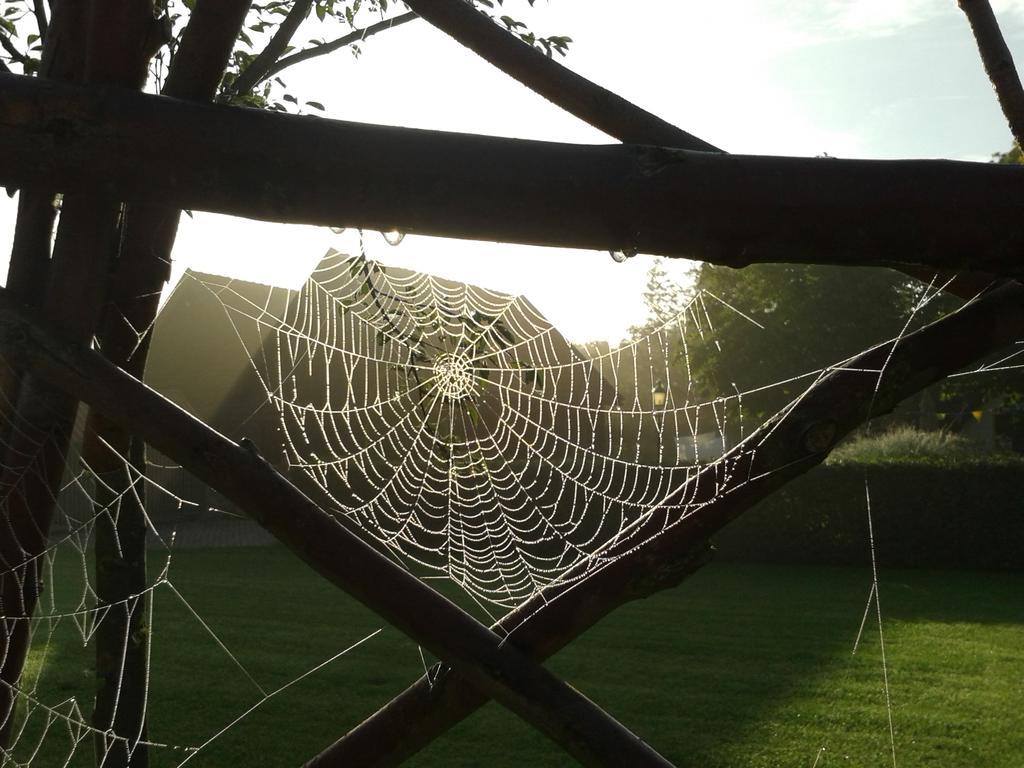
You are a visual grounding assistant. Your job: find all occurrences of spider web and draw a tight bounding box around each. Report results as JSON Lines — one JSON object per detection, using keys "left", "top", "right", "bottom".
{"left": 0, "top": 385, "right": 382, "bottom": 766}
{"left": 0, "top": 236, "right": 1001, "bottom": 766}
{"left": 197, "top": 243, "right": 765, "bottom": 609}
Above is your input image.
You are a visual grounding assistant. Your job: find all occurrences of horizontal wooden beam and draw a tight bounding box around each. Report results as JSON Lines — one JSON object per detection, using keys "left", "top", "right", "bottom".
{"left": 2, "top": 72, "right": 1023, "bottom": 276}
{"left": 0, "top": 288, "right": 673, "bottom": 768}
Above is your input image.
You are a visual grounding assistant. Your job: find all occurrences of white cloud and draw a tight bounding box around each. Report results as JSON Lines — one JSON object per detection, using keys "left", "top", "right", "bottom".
{"left": 761, "top": 0, "right": 1024, "bottom": 40}
{"left": 823, "top": 0, "right": 942, "bottom": 37}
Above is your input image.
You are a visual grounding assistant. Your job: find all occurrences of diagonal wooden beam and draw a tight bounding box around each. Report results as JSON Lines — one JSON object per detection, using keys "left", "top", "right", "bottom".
{"left": 404, "top": 0, "right": 716, "bottom": 152}
{"left": 0, "top": 288, "right": 673, "bottom": 768}
{"left": 2, "top": 72, "right": 1023, "bottom": 277}
{"left": 310, "top": 277, "right": 1024, "bottom": 766}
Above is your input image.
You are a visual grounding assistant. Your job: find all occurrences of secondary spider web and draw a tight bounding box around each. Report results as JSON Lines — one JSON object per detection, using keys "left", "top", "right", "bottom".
{"left": 0, "top": 390, "right": 382, "bottom": 766}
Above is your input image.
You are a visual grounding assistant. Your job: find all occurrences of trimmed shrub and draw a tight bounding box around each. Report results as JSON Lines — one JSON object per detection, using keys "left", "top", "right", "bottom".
{"left": 827, "top": 426, "right": 1023, "bottom": 466}
{"left": 712, "top": 462, "right": 1023, "bottom": 571}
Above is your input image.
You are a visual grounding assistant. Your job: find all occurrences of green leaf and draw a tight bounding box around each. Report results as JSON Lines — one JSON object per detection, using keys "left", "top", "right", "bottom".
{"left": 305, "top": 100, "right": 326, "bottom": 111}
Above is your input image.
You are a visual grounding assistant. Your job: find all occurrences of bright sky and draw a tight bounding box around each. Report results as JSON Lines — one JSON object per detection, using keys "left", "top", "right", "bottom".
{"left": 2, "top": 0, "right": 1023, "bottom": 342}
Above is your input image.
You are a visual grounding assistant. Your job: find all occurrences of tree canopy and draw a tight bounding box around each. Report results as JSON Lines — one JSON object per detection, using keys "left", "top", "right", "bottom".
{"left": 634, "top": 260, "right": 958, "bottom": 420}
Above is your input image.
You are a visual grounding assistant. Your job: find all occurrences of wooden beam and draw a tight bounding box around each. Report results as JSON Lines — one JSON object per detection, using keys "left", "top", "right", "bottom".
{"left": 2, "top": 73, "right": 1024, "bottom": 276}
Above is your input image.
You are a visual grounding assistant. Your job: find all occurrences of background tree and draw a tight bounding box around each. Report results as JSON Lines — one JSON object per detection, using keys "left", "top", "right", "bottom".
{"left": 634, "top": 262, "right": 953, "bottom": 423}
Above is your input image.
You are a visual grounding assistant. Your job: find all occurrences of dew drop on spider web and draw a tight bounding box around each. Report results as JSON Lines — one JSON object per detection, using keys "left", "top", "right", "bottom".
{"left": 382, "top": 229, "right": 405, "bottom": 246}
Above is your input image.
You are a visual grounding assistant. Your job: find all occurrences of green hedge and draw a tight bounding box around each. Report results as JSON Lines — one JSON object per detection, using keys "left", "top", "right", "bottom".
{"left": 712, "top": 463, "right": 1023, "bottom": 571}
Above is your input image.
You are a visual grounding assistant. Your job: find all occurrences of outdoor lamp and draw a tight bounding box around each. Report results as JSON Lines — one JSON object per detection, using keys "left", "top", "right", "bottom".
{"left": 652, "top": 379, "right": 667, "bottom": 408}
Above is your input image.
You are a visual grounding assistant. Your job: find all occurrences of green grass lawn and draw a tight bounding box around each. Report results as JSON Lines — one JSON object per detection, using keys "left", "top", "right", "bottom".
{"left": 12, "top": 545, "right": 1024, "bottom": 767}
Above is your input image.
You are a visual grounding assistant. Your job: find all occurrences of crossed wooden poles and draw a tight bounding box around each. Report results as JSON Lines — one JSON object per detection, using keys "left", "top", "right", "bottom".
{"left": 1, "top": 0, "right": 1023, "bottom": 763}
{"left": 2, "top": 242, "right": 1023, "bottom": 767}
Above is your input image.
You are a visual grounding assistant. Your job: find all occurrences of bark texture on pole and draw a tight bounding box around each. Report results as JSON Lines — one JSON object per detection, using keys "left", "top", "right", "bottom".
{"left": 960, "top": 0, "right": 1024, "bottom": 147}
{"left": 0, "top": 290, "right": 674, "bottom": 768}
{"left": 0, "top": 5, "right": 81, "bottom": 731}
{"left": 0, "top": 0, "right": 162, "bottom": 755}
{"left": 1, "top": 73, "right": 1023, "bottom": 277}
{"left": 0, "top": 194, "right": 122, "bottom": 745}
{"left": 84, "top": 3, "right": 252, "bottom": 766}
{"left": 1, "top": 0, "right": 88, "bottom": 447}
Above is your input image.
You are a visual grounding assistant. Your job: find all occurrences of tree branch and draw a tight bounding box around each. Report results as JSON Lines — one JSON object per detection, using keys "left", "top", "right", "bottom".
{"left": 2, "top": 73, "right": 1023, "bottom": 277}
{"left": 32, "top": 0, "right": 47, "bottom": 43}
{"left": 261, "top": 10, "right": 417, "bottom": 82}
{"left": 960, "top": 0, "right": 1024, "bottom": 147}
{"left": 0, "top": 31, "right": 29, "bottom": 66}
{"left": 163, "top": 0, "right": 254, "bottom": 101}
{"left": 0, "top": 288, "right": 675, "bottom": 768}
{"left": 403, "top": 0, "right": 717, "bottom": 151}
{"left": 231, "top": 0, "right": 313, "bottom": 95}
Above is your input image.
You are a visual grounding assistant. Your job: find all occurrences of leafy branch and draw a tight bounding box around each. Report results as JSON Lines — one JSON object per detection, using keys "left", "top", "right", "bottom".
{"left": 474, "top": 0, "right": 573, "bottom": 58}
{"left": 261, "top": 10, "right": 416, "bottom": 82}
{"left": 231, "top": 0, "right": 314, "bottom": 96}
{"left": 0, "top": 22, "right": 31, "bottom": 69}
